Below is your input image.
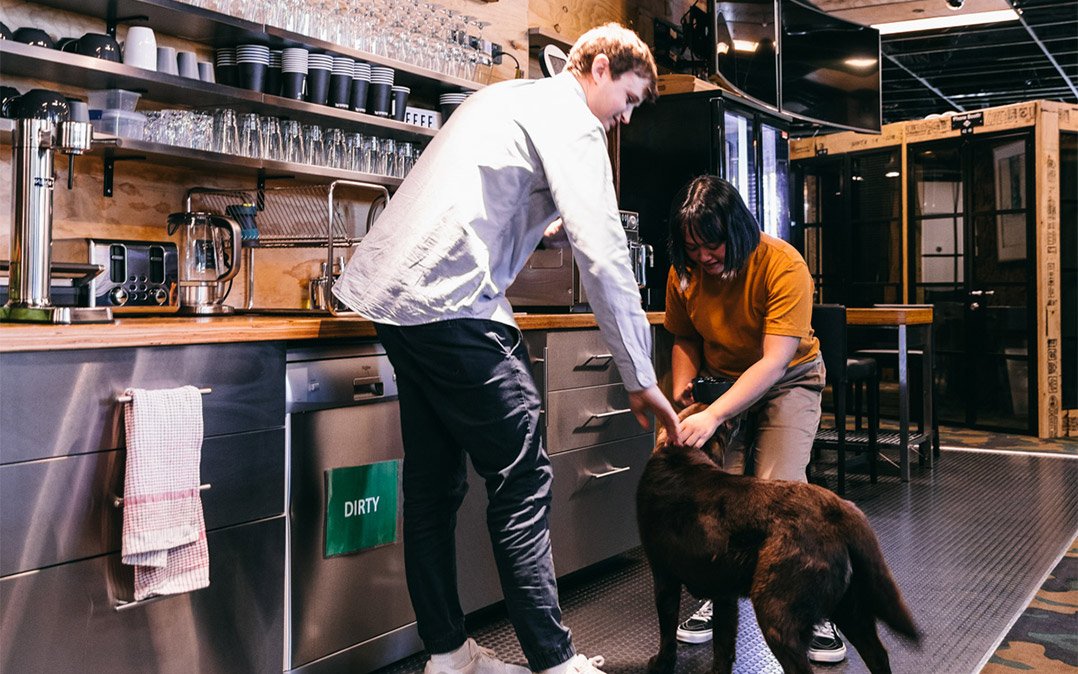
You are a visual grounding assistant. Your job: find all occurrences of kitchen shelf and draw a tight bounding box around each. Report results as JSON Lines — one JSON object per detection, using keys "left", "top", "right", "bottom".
{"left": 528, "top": 26, "right": 574, "bottom": 52}
{"left": 1, "top": 41, "right": 437, "bottom": 143}
{"left": 94, "top": 135, "right": 404, "bottom": 189}
{"left": 29, "top": 0, "right": 483, "bottom": 94}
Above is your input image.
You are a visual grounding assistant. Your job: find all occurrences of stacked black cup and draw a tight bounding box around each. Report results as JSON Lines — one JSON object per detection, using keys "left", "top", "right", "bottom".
{"left": 306, "top": 53, "right": 333, "bottom": 105}
{"left": 330, "top": 56, "right": 354, "bottom": 109}
{"left": 281, "top": 48, "right": 308, "bottom": 100}
{"left": 369, "top": 65, "right": 395, "bottom": 117}
{"left": 235, "top": 44, "right": 270, "bottom": 92}
{"left": 351, "top": 61, "right": 371, "bottom": 113}
{"left": 215, "top": 47, "right": 237, "bottom": 87}
{"left": 265, "top": 49, "right": 283, "bottom": 96}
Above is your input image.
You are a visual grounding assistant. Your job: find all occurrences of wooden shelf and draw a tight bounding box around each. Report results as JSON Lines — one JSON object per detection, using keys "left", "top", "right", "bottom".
{"left": 1, "top": 41, "right": 437, "bottom": 143}
{"left": 527, "top": 26, "right": 573, "bottom": 52}
{"left": 29, "top": 0, "right": 483, "bottom": 95}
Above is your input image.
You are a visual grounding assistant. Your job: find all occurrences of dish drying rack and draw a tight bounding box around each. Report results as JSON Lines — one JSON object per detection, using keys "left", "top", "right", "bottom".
{"left": 184, "top": 180, "right": 388, "bottom": 314}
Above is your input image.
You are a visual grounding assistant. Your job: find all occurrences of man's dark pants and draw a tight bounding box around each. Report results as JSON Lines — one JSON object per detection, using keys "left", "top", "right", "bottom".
{"left": 375, "top": 319, "right": 575, "bottom": 671}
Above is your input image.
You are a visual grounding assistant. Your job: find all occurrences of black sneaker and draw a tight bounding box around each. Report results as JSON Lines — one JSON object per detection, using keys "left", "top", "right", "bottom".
{"left": 807, "top": 621, "right": 847, "bottom": 663}
{"left": 675, "top": 600, "right": 713, "bottom": 644}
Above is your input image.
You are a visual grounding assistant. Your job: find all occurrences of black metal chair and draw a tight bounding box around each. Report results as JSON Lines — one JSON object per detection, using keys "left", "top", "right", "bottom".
{"left": 811, "top": 304, "right": 880, "bottom": 495}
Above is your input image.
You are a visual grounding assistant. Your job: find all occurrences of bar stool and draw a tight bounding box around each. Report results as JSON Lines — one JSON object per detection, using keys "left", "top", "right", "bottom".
{"left": 811, "top": 304, "right": 880, "bottom": 495}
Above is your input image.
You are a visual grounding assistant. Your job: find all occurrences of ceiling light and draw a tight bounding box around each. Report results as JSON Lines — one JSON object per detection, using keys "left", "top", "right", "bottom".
{"left": 872, "top": 9, "right": 1019, "bottom": 35}
{"left": 733, "top": 39, "right": 758, "bottom": 52}
{"left": 845, "top": 58, "right": 878, "bottom": 68}
{"left": 885, "top": 170, "right": 901, "bottom": 178}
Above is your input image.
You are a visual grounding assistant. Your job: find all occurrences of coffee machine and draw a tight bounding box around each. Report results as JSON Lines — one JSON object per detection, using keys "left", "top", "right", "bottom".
{"left": 3, "top": 92, "right": 115, "bottom": 323}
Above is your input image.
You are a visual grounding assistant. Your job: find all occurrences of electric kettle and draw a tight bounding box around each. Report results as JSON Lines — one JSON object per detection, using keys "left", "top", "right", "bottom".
{"left": 166, "top": 211, "right": 242, "bottom": 314}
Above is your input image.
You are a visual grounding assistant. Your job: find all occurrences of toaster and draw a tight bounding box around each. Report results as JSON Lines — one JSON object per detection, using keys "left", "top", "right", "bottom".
{"left": 53, "top": 238, "right": 180, "bottom": 313}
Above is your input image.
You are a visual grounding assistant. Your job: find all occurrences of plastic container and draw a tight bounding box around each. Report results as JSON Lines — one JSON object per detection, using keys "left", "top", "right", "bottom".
{"left": 90, "top": 109, "right": 146, "bottom": 139}
{"left": 86, "top": 88, "right": 141, "bottom": 112}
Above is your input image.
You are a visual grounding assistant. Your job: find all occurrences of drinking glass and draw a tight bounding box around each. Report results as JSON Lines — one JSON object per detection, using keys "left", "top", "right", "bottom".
{"left": 380, "top": 137, "right": 396, "bottom": 177}
{"left": 239, "top": 112, "right": 262, "bottom": 158}
{"left": 363, "top": 134, "right": 382, "bottom": 174}
{"left": 192, "top": 112, "right": 214, "bottom": 151}
{"left": 344, "top": 132, "right": 364, "bottom": 171}
{"left": 260, "top": 115, "right": 283, "bottom": 160}
{"left": 396, "top": 141, "right": 415, "bottom": 177}
{"left": 325, "top": 127, "right": 346, "bottom": 168}
{"left": 303, "top": 123, "right": 325, "bottom": 165}
{"left": 212, "top": 108, "right": 239, "bottom": 154}
{"left": 281, "top": 119, "right": 305, "bottom": 163}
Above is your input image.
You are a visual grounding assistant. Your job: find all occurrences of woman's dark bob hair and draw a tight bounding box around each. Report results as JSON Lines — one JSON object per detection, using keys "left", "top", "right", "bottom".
{"left": 668, "top": 175, "right": 761, "bottom": 282}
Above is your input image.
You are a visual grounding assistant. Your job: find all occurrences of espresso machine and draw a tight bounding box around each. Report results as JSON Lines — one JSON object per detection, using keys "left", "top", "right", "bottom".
{"left": 3, "top": 94, "right": 114, "bottom": 323}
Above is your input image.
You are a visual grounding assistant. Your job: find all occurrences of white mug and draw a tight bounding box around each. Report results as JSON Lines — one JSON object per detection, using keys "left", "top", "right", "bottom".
{"left": 123, "top": 26, "right": 157, "bottom": 71}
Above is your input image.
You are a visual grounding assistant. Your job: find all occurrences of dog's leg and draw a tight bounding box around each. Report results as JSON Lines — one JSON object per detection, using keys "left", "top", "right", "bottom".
{"left": 752, "top": 600, "right": 814, "bottom": 674}
{"left": 831, "top": 599, "right": 893, "bottom": 674}
{"left": 709, "top": 598, "right": 738, "bottom": 674}
{"left": 647, "top": 571, "right": 681, "bottom": 674}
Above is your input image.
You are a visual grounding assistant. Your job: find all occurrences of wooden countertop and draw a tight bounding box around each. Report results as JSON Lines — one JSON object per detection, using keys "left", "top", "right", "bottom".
{"left": 0, "top": 311, "right": 668, "bottom": 353}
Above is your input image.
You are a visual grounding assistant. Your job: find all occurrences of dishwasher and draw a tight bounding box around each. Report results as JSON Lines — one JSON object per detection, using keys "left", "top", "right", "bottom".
{"left": 285, "top": 342, "right": 422, "bottom": 674}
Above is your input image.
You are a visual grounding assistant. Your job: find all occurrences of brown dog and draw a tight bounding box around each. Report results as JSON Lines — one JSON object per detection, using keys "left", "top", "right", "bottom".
{"left": 636, "top": 404, "right": 920, "bottom": 674}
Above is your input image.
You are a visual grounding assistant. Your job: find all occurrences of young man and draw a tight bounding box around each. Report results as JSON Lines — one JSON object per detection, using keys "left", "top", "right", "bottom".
{"left": 333, "top": 23, "right": 684, "bottom": 674}
{"left": 663, "top": 176, "right": 846, "bottom": 664}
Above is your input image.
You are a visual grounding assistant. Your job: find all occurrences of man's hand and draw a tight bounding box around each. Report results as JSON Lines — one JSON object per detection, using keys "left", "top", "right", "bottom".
{"left": 541, "top": 218, "right": 570, "bottom": 248}
{"left": 679, "top": 406, "right": 723, "bottom": 448}
{"left": 628, "top": 385, "right": 684, "bottom": 445}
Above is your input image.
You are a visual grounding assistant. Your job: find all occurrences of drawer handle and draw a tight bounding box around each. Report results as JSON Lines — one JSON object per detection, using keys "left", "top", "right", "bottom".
{"left": 113, "top": 483, "right": 211, "bottom": 508}
{"left": 579, "top": 353, "right": 613, "bottom": 368}
{"left": 353, "top": 376, "right": 385, "bottom": 398}
{"left": 116, "top": 387, "right": 212, "bottom": 403}
{"left": 587, "top": 465, "right": 631, "bottom": 481}
{"left": 115, "top": 593, "right": 186, "bottom": 612}
{"left": 582, "top": 408, "right": 632, "bottom": 427}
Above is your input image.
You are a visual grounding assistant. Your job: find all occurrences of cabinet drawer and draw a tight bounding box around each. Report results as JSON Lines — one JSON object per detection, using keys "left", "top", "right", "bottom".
{"left": 548, "top": 434, "right": 654, "bottom": 575}
{"left": 1, "top": 428, "right": 285, "bottom": 576}
{"left": 545, "top": 330, "right": 624, "bottom": 391}
{"left": 546, "top": 383, "right": 651, "bottom": 454}
{"left": 0, "top": 517, "right": 285, "bottom": 674}
{"left": 0, "top": 342, "right": 286, "bottom": 464}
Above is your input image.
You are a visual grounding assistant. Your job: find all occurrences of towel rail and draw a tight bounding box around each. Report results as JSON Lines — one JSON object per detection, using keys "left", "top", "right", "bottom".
{"left": 116, "top": 387, "right": 212, "bottom": 403}
{"left": 112, "top": 483, "right": 211, "bottom": 508}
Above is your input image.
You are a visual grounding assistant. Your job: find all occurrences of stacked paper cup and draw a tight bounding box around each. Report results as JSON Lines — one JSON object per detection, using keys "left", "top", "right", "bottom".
{"left": 351, "top": 61, "right": 371, "bottom": 113}
{"left": 369, "top": 66, "right": 395, "bottom": 117}
{"left": 439, "top": 91, "right": 469, "bottom": 121}
{"left": 306, "top": 53, "right": 334, "bottom": 105}
{"left": 281, "top": 48, "right": 308, "bottom": 100}
{"left": 235, "top": 44, "right": 270, "bottom": 92}
{"left": 330, "top": 56, "right": 355, "bottom": 109}
{"left": 215, "top": 47, "right": 237, "bottom": 87}
{"left": 266, "top": 49, "right": 283, "bottom": 96}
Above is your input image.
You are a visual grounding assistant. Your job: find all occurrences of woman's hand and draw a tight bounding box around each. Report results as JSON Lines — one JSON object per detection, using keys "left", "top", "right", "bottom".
{"left": 680, "top": 406, "right": 724, "bottom": 448}
{"left": 674, "top": 378, "right": 695, "bottom": 408}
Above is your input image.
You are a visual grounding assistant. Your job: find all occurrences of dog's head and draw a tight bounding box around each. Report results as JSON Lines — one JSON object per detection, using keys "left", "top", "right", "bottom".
{"left": 655, "top": 403, "right": 738, "bottom": 467}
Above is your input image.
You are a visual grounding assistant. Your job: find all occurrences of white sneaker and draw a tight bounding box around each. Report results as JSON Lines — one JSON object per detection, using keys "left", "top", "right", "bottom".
{"left": 424, "top": 638, "right": 530, "bottom": 674}
{"left": 807, "top": 621, "right": 847, "bottom": 663}
{"left": 563, "top": 654, "right": 606, "bottom": 674}
{"left": 676, "top": 600, "right": 713, "bottom": 644}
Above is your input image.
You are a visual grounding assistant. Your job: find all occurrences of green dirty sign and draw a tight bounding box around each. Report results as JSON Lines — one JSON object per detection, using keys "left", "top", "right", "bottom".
{"left": 325, "top": 461, "right": 399, "bottom": 557}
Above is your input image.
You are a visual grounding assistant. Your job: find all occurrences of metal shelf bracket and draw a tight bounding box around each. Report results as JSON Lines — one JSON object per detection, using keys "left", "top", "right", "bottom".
{"left": 103, "top": 150, "right": 146, "bottom": 197}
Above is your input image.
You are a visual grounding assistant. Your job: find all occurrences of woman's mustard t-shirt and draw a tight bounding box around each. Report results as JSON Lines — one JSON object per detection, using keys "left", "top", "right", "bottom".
{"left": 664, "top": 233, "right": 819, "bottom": 379}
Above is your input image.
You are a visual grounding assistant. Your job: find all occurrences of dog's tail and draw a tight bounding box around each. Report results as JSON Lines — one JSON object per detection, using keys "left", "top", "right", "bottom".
{"left": 845, "top": 508, "right": 922, "bottom": 643}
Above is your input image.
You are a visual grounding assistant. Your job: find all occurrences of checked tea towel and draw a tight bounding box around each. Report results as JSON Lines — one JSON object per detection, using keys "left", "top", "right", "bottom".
{"left": 121, "top": 385, "right": 210, "bottom": 600}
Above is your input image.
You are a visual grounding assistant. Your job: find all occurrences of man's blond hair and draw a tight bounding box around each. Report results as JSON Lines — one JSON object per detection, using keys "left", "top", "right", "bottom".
{"left": 566, "top": 23, "right": 659, "bottom": 102}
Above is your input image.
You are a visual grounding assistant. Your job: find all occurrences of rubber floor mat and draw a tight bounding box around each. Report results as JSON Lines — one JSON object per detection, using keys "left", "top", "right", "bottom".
{"left": 373, "top": 450, "right": 1078, "bottom": 674}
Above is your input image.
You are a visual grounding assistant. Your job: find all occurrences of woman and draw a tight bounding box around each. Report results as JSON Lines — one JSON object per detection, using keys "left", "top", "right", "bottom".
{"left": 662, "top": 175, "right": 846, "bottom": 664}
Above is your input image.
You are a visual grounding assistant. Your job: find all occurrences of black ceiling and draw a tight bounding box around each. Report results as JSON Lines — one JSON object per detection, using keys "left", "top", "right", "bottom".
{"left": 876, "top": 0, "right": 1078, "bottom": 124}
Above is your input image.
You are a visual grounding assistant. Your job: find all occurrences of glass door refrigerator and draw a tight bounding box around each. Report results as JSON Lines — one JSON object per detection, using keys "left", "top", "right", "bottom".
{"left": 621, "top": 90, "right": 791, "bottom": 309}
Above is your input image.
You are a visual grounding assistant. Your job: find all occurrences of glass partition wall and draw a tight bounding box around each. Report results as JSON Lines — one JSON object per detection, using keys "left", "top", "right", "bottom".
{"left": 909, "top": 132, "right": 1037, "bottom": 433}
